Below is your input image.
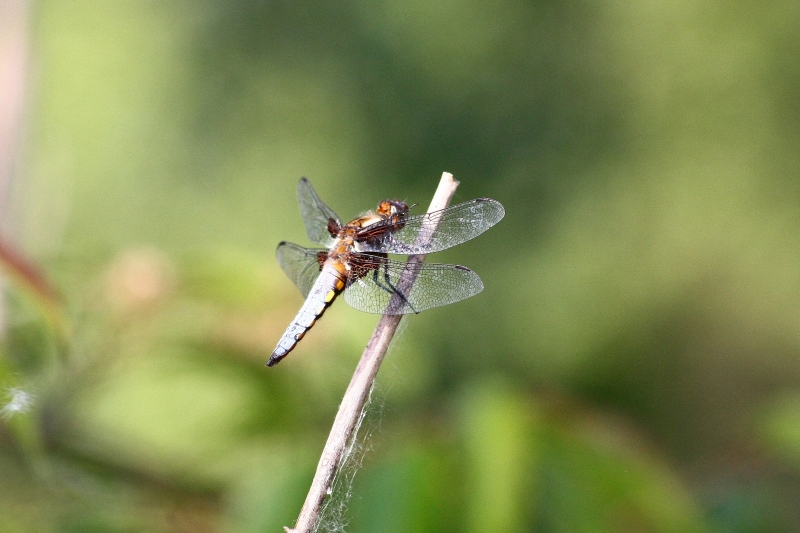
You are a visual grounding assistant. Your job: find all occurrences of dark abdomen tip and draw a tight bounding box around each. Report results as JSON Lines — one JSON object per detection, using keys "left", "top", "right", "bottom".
{"left": 267, "top": 348, "right": 291, "bottom": 367}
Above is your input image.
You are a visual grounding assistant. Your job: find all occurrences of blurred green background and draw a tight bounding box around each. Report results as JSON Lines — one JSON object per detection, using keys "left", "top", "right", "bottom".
{"left": 2, "top": 0, "right": 800, "bottom": 531}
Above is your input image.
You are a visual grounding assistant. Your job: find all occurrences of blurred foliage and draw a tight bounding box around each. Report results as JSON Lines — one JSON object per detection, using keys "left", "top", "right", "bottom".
{"left": 2, "top": 0, "right": 800, "bottom": 531}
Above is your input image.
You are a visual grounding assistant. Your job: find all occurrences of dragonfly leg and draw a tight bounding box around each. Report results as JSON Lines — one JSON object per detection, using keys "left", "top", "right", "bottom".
{"left": 371, "top": 265, "right": 419, "bottom": 314}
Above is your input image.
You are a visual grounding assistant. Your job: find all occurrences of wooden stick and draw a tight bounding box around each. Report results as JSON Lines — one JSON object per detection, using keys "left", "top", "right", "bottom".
{"left": 285, "top": 173, "right": 460, "bottom": 533}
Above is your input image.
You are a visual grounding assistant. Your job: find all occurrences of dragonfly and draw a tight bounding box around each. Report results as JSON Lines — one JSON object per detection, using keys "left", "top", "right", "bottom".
{"left": 268, "top": 178, "right": 505, "bottom": 366}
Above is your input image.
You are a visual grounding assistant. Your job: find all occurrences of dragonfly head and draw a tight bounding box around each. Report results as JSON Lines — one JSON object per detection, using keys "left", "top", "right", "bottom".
{"left": 376, "top": 200, "right": 410, "bottom": 218}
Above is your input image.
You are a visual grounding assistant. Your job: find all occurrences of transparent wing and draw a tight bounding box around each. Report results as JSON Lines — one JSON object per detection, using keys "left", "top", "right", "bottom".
{"left": 276, "top": 241, "right": 327, "bottom": 298}
{"left": 343, "top": 253, "right": 483, "bottom": 314}
{"left": 297, "top": 177, "right": 342, "bottom": 247}
{"left": 355, "top": 198, "right": 504, "bottom": 254}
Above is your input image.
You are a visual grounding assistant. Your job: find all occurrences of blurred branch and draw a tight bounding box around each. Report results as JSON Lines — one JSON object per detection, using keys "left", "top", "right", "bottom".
{"left": 285, "top": 172, "right": 460, "bottom": 533}
{"left": 0, "top": 233, "right": 66, "bottom": 335}
{"left": 0, "top": 233, "right": 60, "bottom": 304}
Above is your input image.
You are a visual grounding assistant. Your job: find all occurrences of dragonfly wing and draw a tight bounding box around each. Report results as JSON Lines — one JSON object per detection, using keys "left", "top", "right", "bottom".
{"left": 297, "top": 177, "right": 342, "bottom": 247}
{"left": 276, "top": 241, "right": 327, "bottom": 298}
{"left": 343, "top": 253, "right": 484, "bottom": 315}
{"left": 356, "top": 198, "right": 504, "bottom": 254}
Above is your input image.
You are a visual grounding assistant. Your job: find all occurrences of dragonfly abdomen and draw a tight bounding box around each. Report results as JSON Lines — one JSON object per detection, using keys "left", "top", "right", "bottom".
{"left": 267, "top": 264, "right": 346, "bottom": 366}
